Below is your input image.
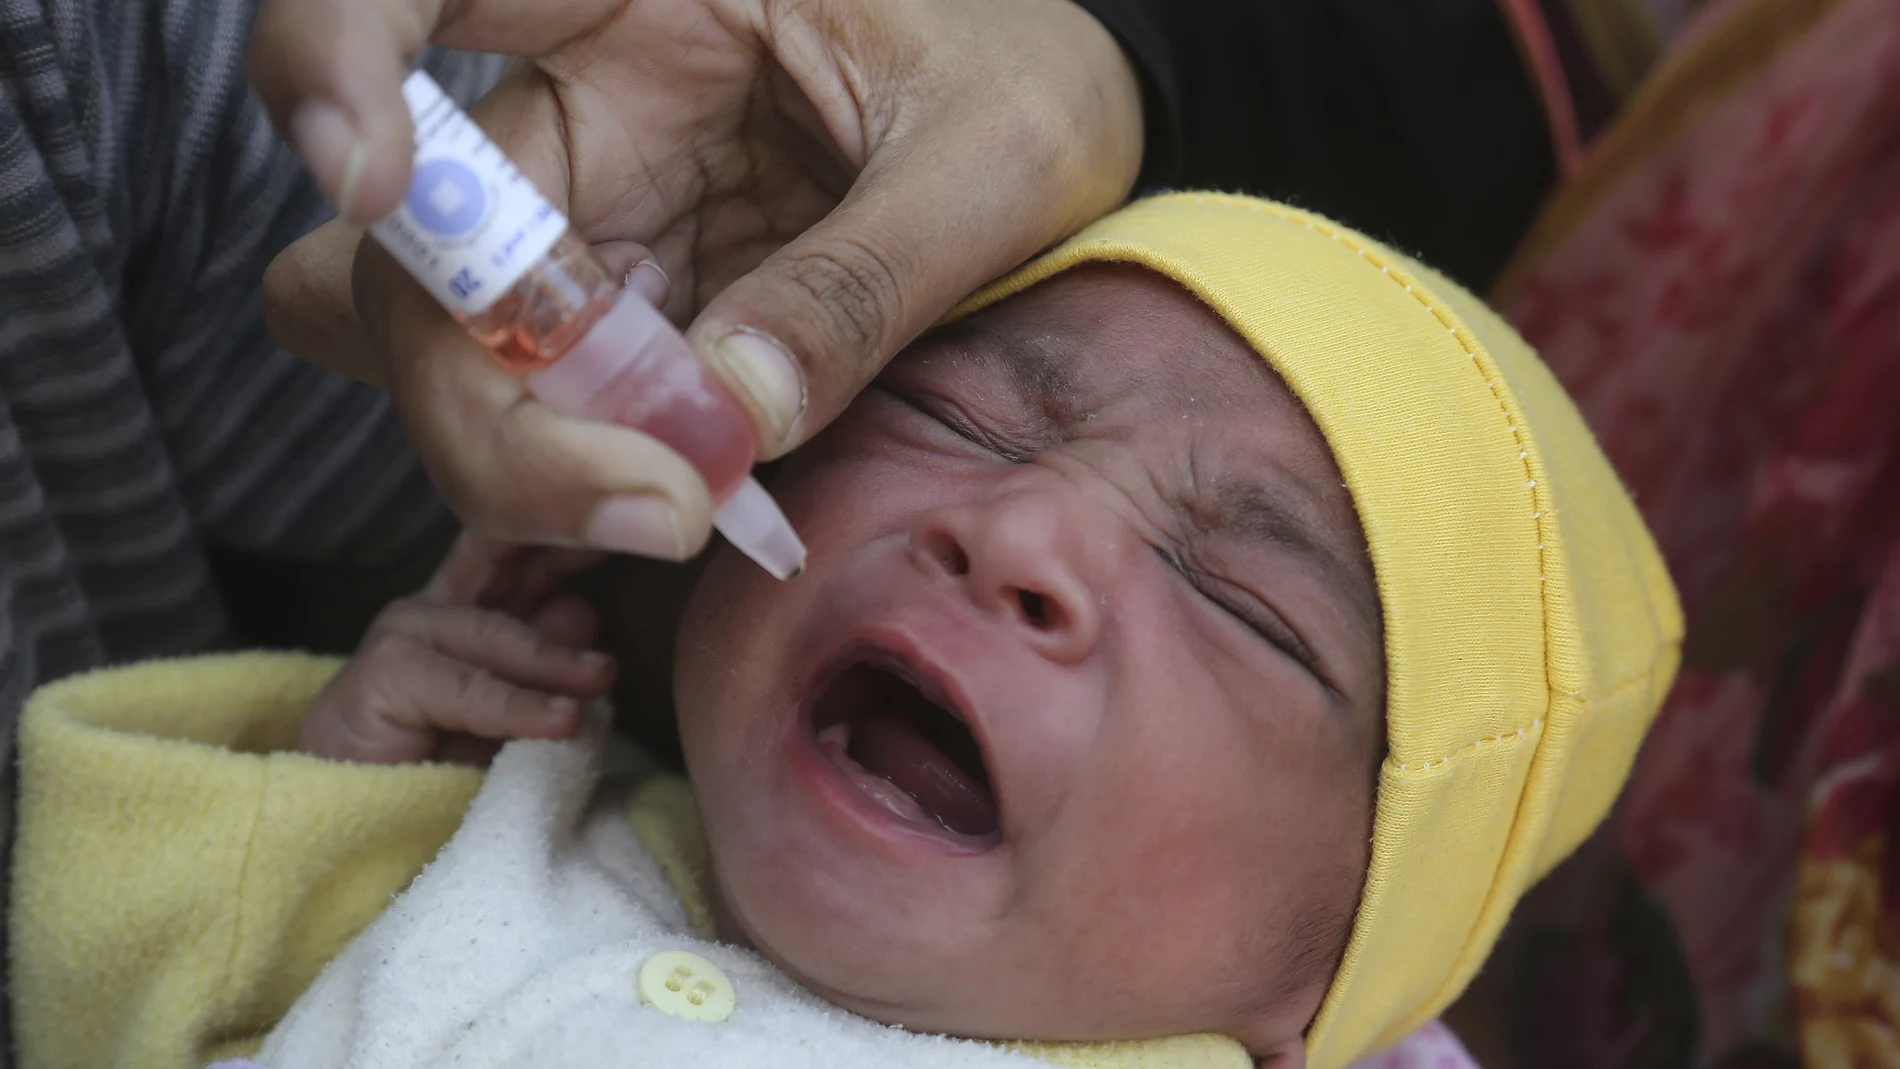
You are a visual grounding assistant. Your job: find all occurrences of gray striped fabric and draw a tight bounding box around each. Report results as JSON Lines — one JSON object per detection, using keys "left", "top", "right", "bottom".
{"left": 1, "top": 0, "right": 502, "bottom": 1055}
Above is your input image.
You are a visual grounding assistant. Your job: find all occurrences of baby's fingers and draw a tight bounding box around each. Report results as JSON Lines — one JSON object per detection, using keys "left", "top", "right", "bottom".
{"left": 301, "top": 635, "right": 583, "bottom": 764}
{"left": 527, "top": 594, "right": 600, "bottom": 650}
{"left": 386, "top": 600, "right": 615, "bottom": 696}
{"left": 386, "top": 644, "right": 586, "bottom": 747}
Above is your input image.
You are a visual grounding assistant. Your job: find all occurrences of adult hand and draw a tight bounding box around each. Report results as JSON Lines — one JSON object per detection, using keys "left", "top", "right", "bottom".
{"left": 252, "top": 0, "right": 1142, "bottom": 559}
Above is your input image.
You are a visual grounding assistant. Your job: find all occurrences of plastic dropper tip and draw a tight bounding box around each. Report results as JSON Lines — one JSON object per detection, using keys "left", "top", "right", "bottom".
{"left": 713, "top": 477, "right": 807, "bottom": 581}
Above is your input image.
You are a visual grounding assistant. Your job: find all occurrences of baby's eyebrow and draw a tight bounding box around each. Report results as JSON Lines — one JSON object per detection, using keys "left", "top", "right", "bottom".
{"left": 1205, "top": 476, "right": 1382, "bottom": 637}
{"left": 1214, "top": 479, "right": 1327, "bottom": 555}
{"left": 947, "top": 319, "right": 1080, "bottom": 407}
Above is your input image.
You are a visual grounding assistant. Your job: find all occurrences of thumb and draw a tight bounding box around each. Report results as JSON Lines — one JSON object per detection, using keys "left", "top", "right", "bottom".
{"left": 248, "top": 0, "right": 621, "bottom": 222}
{"left": 686, "top": 116, "right": 1134, "bottom": 461}
{"left": 249, "top": 0, "right": 444, "bottom": 222}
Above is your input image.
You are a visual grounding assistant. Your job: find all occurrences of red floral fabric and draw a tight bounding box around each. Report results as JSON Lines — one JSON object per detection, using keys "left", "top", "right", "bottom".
{"left": 1489, "top": 0, "right": 1900, "bottom": 1064}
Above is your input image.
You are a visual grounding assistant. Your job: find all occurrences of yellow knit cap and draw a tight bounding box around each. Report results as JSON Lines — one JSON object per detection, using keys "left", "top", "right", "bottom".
{"left": 950, "top": 193, "right": 1683, "bottom": 1068}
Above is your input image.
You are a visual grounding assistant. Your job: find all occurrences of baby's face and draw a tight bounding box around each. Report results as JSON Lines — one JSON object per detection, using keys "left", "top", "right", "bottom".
{"left": 675, "top": 266, "right": 1384, "bottom": 1056}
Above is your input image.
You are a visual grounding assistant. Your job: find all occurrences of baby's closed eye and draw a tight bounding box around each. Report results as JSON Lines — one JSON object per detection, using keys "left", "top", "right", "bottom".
{"left": 1151, "top": 542, "right": 1326, "bottom": 684}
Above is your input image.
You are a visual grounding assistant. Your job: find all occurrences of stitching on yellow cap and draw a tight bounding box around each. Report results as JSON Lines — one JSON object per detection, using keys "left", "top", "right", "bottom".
{"left": 1176, "top": 192, "right": 1560, "bottom": 753}
{"left": 1390, "top": 658, "right": 1670, "bottom": 771}
{"left": 1388, "top": 719, "right": 1545, "bottom": 774}
{"left": 1593, "top": 657, "right": 1683, "bottom": 705}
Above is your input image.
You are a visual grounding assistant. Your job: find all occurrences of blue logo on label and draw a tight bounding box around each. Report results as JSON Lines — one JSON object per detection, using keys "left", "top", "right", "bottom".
{"left": 406, "top": 159, "right": 487, "bottom": 236}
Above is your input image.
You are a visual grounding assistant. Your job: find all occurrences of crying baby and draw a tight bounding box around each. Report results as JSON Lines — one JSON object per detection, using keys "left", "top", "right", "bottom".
{"left": 11, "top": 194, "right": 1682, "bottom": 1069}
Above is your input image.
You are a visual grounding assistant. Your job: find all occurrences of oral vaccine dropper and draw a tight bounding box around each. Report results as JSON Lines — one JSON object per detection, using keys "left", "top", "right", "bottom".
{"left": 367, "top": 71, "right": 806, "bottom": 580}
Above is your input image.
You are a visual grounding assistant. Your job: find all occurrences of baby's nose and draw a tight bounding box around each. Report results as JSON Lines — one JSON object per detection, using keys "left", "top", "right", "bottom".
{"left": 907, "top": 491, "right": 1105, "bottom": 663}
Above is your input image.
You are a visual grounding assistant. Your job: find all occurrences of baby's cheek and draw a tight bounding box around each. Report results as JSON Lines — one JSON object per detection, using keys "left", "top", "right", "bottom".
{"left": 1022, "top": 822, "right": 1273, "bottom": 1035}
{"left": 673, "top": 557, "right": 776, "bottom": 751}
{"left": 1030, "top": 680, "right": 1329, "bottom": 1029}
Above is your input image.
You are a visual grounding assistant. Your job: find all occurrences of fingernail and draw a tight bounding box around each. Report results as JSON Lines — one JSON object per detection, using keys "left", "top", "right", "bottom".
{"left": 580, "top": 649, "right": 614, "bottom": 671}
{"left": 709, "top": 328, "right": 807, "bottom": 451}
{"left": 289, "top": 102, "right": 370, "bottom": 220}
{"left": 624, "top": 259, "right": 670, "bottom": 308}
{"left": 547, "top": 695, "right": 580, "bottom": 718}
{"left": 584, "top": 495, "right": 687, "bottom": 560}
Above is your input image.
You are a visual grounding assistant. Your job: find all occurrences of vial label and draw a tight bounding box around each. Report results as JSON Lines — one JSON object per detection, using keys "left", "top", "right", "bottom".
{"left": 369, "top": 71, "right": 569, "bottom": 317}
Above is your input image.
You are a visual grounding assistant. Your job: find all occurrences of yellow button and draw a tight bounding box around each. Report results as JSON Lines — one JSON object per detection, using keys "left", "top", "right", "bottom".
{"left": 636, "top": 951, "right": 736, "bottom": 1023}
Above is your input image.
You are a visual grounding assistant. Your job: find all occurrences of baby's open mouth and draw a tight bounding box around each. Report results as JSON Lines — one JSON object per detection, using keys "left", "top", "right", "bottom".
{"left": 808, "top": 652, "right": 999, "bottom": 840}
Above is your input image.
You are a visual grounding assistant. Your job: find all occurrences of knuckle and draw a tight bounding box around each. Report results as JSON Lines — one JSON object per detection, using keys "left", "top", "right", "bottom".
{"left": 990, "top": 99, "right": 1079, "bottom": 188}
{"left": 361, "top": 628, "right": 420, "bottom": 665}
{"left": 777, "top": 237, "right": 909, "bottom": 355}
{"left": 437, "top": 489, "right": 512, "bottom": 541}
{"left": 467, "top": 608, "right": 535, "bottom": 654}
{"left": 427, "top": 431, "right": 590, "bottom": 546}
{"left": 503, "top": 686, "right": 547, "bottom": 721}
{"left": 385, "top": 374, "right": 553, "bottom": 541}
{"left": 461, "top": 607, "right": 507, "bottom": 643}
{"left": 445, "top": 663, "right": 503, "bottom": 713}
{"left": 259, "top": 255, "right": 303, "bottom": 346}
{"left": 428, "top": 468, "right": 538, "bottom": 543}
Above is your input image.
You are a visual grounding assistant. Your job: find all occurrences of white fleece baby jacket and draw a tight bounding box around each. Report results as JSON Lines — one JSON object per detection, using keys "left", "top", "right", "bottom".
{"left": 9, "top": 654, "right": 1250, "bottom": 1069}
{"left": 254, "top": 708, "right": 1252, "bottom": 1069}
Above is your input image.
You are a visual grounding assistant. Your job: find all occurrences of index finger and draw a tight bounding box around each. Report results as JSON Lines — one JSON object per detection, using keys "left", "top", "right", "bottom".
{"left": 247, "top": 0, "right": 621, "bottom": 222}
{"left": 362, "top": 242, "right": 718, "bottom": 556}
{"left": 263, "top": 220, "right": 384, "bottom": 384}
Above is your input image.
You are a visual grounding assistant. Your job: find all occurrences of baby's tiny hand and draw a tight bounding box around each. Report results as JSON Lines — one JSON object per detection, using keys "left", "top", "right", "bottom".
{"left": 300, "top": 536, "right": 617, "bottom": 765}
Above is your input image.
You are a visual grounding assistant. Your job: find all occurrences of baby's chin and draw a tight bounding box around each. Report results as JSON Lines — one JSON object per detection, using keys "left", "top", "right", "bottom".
{"left": 725, "top": 929, "right": 1069, "bottom": 1047}
{"left": 705, "top": 867, "right": 985, "bottom": 1033}
{"left": 732, "top": 917, "right": 1288, "bottom": 1056}
{"left": 693, "top": 809, "right": 1068, "bottom": 1040}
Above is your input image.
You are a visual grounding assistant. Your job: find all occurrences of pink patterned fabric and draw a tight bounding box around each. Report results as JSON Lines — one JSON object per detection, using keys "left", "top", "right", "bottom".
{"left": 1348, "top": 1021, "right": 1483, "bottom": 1069}
{"left": 1488, "top": 0, "right": 1900, "bottom": 1064}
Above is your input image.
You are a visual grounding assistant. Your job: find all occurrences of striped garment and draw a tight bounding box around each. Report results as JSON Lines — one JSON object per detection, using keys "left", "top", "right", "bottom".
{"left": 1, "top": 0, "right": 502, "bottom": 1056}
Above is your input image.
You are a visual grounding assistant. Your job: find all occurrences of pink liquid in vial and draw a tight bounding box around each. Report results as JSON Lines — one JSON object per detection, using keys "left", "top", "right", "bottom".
{"left": 462, "top": 230, "right": 756, "bottom": 501}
